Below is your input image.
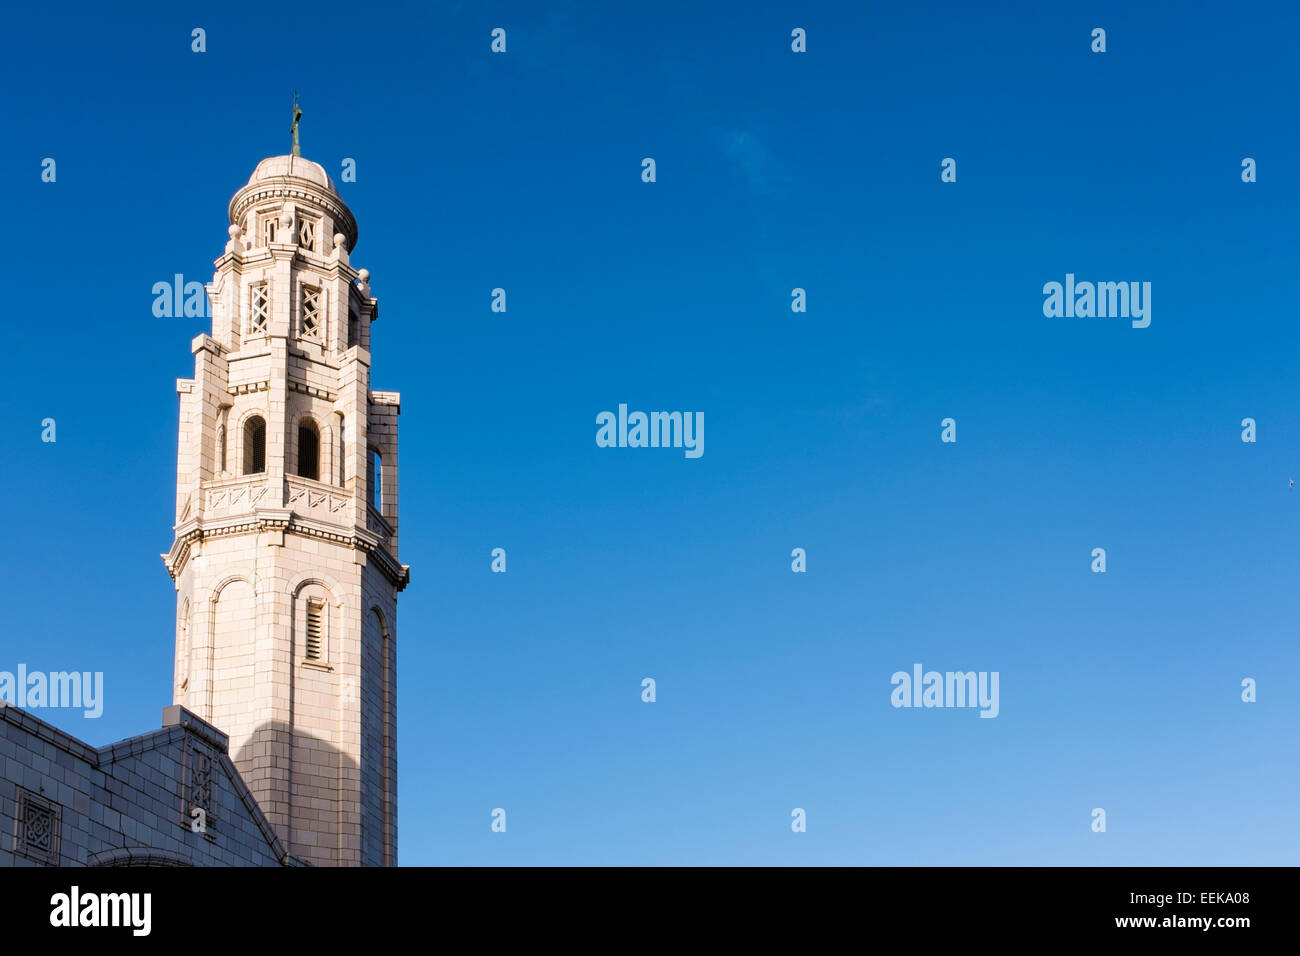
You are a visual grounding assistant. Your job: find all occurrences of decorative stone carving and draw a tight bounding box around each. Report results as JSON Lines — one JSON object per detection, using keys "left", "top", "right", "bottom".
{"left": 182, "top": 741, "right": 216, "bottom": 837}
{"left": 16, "top": 788, "right": 60, "bottom": 865}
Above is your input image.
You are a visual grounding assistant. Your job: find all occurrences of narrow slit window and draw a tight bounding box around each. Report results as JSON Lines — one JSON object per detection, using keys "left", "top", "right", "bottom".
{"left": 369, "top": 450, "right": 383, "bottom": 512}
{"left": 338, "top": 416, "right": 346, "bottom": 485}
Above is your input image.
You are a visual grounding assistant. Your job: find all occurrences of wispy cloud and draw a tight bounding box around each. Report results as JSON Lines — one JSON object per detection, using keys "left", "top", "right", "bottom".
{"left": 721, "top": 129, "right": 791, "bottom": 195}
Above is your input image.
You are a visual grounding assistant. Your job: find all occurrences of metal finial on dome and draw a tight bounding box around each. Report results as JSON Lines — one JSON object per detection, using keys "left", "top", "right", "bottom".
{"left": 290, "top": 91, "right": 303, "bottom": 158}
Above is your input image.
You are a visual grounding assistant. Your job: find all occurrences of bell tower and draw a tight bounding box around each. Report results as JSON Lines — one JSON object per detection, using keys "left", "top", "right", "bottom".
{"left": 162, "top": 150, "right": 408, "bottom": 866}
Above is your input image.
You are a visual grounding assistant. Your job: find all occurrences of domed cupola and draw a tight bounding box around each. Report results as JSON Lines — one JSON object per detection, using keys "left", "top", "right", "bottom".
{"left": 227, "top": 153, "right": 358, "bottom": 256}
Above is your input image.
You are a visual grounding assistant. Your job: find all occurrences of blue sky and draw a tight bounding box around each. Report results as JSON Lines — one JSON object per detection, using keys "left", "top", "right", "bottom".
{"left": 2, "top": 0, "right": 1298, "bottom": 864}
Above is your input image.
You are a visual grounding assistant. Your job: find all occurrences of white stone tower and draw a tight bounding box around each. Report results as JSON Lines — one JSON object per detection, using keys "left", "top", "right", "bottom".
{"left": 162, "top": 153, "right": 407, "bottom": 866}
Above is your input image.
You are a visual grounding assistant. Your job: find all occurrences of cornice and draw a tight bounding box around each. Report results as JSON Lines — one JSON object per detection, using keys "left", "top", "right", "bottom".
{"left": 162, "top": 512, "right": 409, "bottom": 589}
{"left": 288, "top": 379, "right": 338, "bottom": 402}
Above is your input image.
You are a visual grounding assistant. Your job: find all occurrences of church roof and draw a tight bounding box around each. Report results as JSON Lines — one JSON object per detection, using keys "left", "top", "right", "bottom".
{"left": 0, "top": 703, "right": 308, "bottom": 866}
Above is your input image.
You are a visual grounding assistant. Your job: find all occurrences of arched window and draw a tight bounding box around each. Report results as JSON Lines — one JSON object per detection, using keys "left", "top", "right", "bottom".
{"left": 295, "top": 584, "right": 333, "bottom": 665}
{"left": 368, "top": 449, "right": 382, "bottom": 511}
{"left": 243, "top": 416, "right": 266, "bottom": 475}
{"left": 216, "top": 424, "right": 226, "bottom": 473}
{"left": 298, "top": 420, "right": 319, "bottom": 481}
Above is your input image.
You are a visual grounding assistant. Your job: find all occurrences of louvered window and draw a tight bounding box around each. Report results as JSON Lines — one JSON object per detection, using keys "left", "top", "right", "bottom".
{"left": 305, "top": 601, "right": 324, "bottom": 661}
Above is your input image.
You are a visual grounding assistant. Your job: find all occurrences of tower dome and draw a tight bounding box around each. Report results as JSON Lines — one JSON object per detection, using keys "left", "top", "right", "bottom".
{"left": 227, "top": 154, "right": 358, "bottom": 253}
{"left": 246, "top": 154, "right": 338, "bottom": 192}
